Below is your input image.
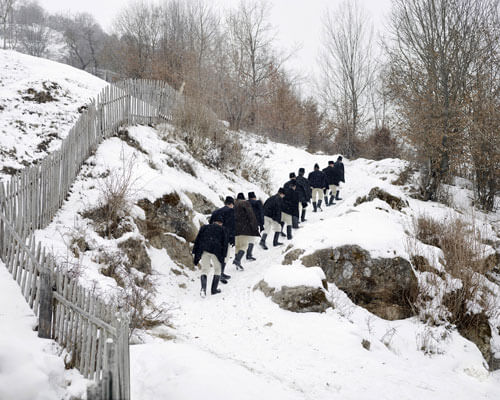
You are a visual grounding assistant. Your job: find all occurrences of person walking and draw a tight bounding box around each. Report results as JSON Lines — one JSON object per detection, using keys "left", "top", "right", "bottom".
{"left": 282, "top": 182, "right": 299, "bottom": 239}
{"left": 260, "top": 188, "right": 285, "bottom": 249}
{"left": 209, "top": 196, "right": 235, "bottom": 284}
{"left": 296, "top": 167, "right": 311, "bottom": 222}
{"left": 308, "top": 163, "right": 327, "bottom": 212}
{"left": 333, "top": 156, "right": 345, "bottom": 200}
{"left": 284, "top": 173, "right": 301, "bottom": 229}
{"left": 323, "top": 160, "right": 338, "bottom": 206}
{"left": 233, "top": 193, "right": 260, "bottom": 270}
{"left": 192, "top": 214, "right": 228, "bottom": 298}
{"left": 247, "top": 192, "right": 264, "bottom": 261}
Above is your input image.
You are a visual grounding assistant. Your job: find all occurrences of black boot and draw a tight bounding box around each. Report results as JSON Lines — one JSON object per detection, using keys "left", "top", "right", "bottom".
{"left": 211, "top": 275, "right": 221, "bottom": 295}
{"left": 273, "top": 231, "right": 283, "bottom": 246}
{"left": 280, "top": 222, "right": 286, "bottom": 237}
{"left": 317, "top": 199, "right": 323, "bottom": 211}
{"left": 329, "top": 195, "right": 336, "bottom": 206}
{"left": 246, "top": 243, "right": 256, "bottom": 261}
{"left": 312, "top": 202, "right": 317, "bottom": 212}
{"left": 286, "top": 225, "right": 293, "bottom": 240}
{"left": 200, "top": 274, "right": 207, "bottom": 298}
{"left": 292, "top": 215, "right": 300, "bottom": 229}
{"left": 233, "top": 250, "right": 245, "bottom": 270}
{"left": 336, "top": 190, "right": 342, "bottom": 201}
{"left": 325, "top": 195, "right": 330, "bottom": 206}
{"left": 301, "top": 209, "right": 306, "bottom": 222}
{"left": 220, "top": 263, "right": 230, "bottom": 284}
{"left": 259, "top": 233, "right": 268, "bottom": 250}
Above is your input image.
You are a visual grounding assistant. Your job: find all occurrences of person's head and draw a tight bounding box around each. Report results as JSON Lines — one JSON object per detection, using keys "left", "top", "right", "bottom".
{"left": 314, "top": 163, "right": 319, "bottom": 170}
{"left": 224, "top": 196, "right": 234, "bottom": 208}
{"left": 298, "top": 167, "right": 305, "bottom": 176}
{"left": 337, "top": 156, "right": 343, "bottom": 162}
{"left": 278, "top": 187, "right": 285, "bottom": 197}
{"left": 289, "top": 172, "right": 296, "bottom": 180}
{"left": 248, "top": 191, "right": 257, "bottom": 200}
{"left": 328, "top": 160, "right": 334, "bottom": 166}
{"left": 212, "top": 214, "right": 224, "bottom": 225}
{"left": 236, "top": 192, "right": 245, "bottom": 200}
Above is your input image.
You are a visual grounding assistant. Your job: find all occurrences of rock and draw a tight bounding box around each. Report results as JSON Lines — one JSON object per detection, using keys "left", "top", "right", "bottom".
{"left": 185, "top": 192, "right": 217, "bottom": 215}
{"left": 301, "top": 245, "right": 418, "bottom": 320}
{"left": 457, "top": 313, "right": 495, "bottom": 370}
{"left": 254, "top": 280, "right": 332, "bottom": 313}
{"left": 362, "top": 339, "right": 371, "bottom": 351}
{"left": 282, "top": 248, "right": 305, "bottom": 265}
{"left": 117, "top": 237, "right": 151, "bottom": 274}
{"left": 137, "top": 192, "right": 198, "bottom": 243}
{"left": 354, "top": 187, "right": 409, "bottom": 211}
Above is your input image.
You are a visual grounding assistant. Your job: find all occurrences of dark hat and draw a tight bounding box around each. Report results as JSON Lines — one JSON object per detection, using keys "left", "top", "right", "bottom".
{"left": 289, "top": 172, "right": 296, "bottom": 179}
{"left": 224, "top": 196, "right": 234, "bottom": 205}
{"left": 212, "top": 213, "right": 224, "bottom": 223}
{"left": 248, "top": 191, "right": 256, "bottom": 199}
{"left": 278, "top": 187, "right": 285, "bottom": 195}
{"left": 298, "top": 167, "right": 305, "bottom": 174}
{"left": 236, "top": 192, "right": 245, "bottom": 200}
{"left": 337, "top": 156, "right": 343, "bottom": 161}
{"left": 314, "top": 163, "right": 319, "bottom": 169}
{"left": 328, "top": 160, "right": 334, "bottom": 165}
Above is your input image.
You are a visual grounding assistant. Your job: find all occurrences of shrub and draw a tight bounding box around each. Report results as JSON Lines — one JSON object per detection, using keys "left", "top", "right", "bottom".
{"left": 358, "top": 127, "right": 402, "bottom": 161}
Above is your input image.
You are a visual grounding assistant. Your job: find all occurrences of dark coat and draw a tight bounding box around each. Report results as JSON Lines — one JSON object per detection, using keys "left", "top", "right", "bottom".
{"left": 263, "top": 194, "right": 283, "bottom": 223}
{"left": 210, "top": 206, "right": 235, "bottom": 245}
{"left": 296, "top": 175, "right": 312, "bottom": 204}
{"left": 192, "top": 223, "right": 228, "bottom": 265}
{"left": 249, "top": 198, "right": 264, "bottom": 229}
{"left": 282, "top": 186, "right": 299, "bottom": 217}
{"left": 333, "top": 161, "right": 345, "bottom": 185}
{"left": 308, "top": 170, "right": 327, "bottom": 189}
{"left": 234, "top": 200, "right": 260, "bottom": 237}
{"left": 323, "top": 166, "right": 337, "bottom": 185}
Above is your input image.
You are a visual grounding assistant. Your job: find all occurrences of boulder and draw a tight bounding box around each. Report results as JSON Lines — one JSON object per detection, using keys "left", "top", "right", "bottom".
{"left": 137, "top": 192, "right": 198, "bottom": 243}
{"left": 301, "top": 245, "right": 418, "bottom": 320}
{"left": 254, "top": 280, "right": 332, "bottom": 313}
{"left": 185, "top": 192, "right": 217, "bottom": 215}
{"left": 117, "top": 237, "right": 151, "bottom": 274}
{"left": 354, "top": 187, "right": 408, "bottom": 211}
{"left": 282, "top": 248, "right": 305, "bottom": 265}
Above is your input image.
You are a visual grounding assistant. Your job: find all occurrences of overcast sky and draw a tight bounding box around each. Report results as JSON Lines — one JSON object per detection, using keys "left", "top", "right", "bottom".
{"left": 37, "top": 0, "right": 392, "bottom": 93}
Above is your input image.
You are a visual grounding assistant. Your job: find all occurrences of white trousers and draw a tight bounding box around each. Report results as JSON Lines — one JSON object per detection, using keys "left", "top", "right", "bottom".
{"left": 328, "top": 184, "right": 338, "bottom": 196}
{"left": 235, "top": 235, "right": 256, "bottom": 253}
{"left": 312, "top": 188, "right": 323, "bottom": 202}
{"left": 199, "top": 251, "right": 221, "bottom": 276}
{"left": 263, "top": 216, "right": 281, "bottom": 235}
{"left": 281, "top": 212, "right": 292, "bottom": 226}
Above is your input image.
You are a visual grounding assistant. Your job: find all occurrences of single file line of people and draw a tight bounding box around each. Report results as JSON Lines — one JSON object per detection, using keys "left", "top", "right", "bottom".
{"left": 192, "top": 158, "right": 345, "bottom": 298}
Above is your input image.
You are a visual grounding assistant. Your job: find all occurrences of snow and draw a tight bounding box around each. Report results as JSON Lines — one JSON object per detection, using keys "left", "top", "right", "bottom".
{"left": 1, "top": 52, "right": 499, "bottom": 399}
{"left": 0, "top": 49, "right": 107, "bottom": 180}
{"left": 0, "top": 262, "right": 87, "bottom": 400}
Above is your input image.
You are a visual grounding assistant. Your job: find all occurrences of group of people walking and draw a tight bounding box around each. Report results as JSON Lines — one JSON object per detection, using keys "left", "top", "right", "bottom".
{"left": 192, "top": 156, "right": 345, "bottom": 298}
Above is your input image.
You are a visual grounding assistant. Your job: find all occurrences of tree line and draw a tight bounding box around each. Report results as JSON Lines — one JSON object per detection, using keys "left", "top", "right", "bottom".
{"left": 1, "top": 0, "right": 498, "bottom": 211}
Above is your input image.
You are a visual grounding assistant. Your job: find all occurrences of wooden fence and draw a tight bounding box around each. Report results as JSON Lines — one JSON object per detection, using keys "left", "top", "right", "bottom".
{"left": 0, "top": 78, "right": 184, "bottom": 399}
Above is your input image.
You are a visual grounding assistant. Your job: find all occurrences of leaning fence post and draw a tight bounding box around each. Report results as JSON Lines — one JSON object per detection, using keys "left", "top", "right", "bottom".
{"left": 38, "top": 267, "right": 53, "bottom": 338}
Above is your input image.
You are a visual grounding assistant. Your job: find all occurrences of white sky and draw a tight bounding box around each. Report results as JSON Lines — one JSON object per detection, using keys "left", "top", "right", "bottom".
{"left": 37, "top": 0, "right": 392, "bottom": 94}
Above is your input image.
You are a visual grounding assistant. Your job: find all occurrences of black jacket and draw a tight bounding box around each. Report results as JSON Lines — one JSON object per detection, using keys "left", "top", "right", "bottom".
{"left": 263, "top": 194, "right": 282, "bottom": 223}
{"left": 210, "top": 206, "right": 235, "bottom": 245}
{"left": 308, "top": 170, "right": 327, "bottom": 189}
{"left": 192, "top": 223, "right": 228, "bottom": 265}
{"left": 282, "top": 186, "right": 299, "bottom": 217}
{"left": 333, "top": 161, "right": 345, "bottom": 185}
{"left": 249, "top": 199, "right": 264, "bottom": 229}
{"left": 234, "top": 200, "right": 260, "bottom": 237}
{"left": 323, "top": 166, "right": 337, "bottom": 185}
{"left": 296, "top": 175, "right": 312, "bottom": 203}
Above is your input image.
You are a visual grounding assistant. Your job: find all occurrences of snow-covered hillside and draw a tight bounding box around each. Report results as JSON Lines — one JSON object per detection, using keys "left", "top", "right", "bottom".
{"left": 0, "top": 49, "right": 107, "bottom": 180}
{"left": 1, "top": 51, "right": 500, "bottom": 400}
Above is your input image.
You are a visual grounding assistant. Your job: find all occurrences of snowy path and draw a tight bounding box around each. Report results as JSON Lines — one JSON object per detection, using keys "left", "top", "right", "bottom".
{"left": 131, "top": 194, "right": 500, "bottom": 400}
{"left": 0, "top": 263, "right": 86, "bottom": 400}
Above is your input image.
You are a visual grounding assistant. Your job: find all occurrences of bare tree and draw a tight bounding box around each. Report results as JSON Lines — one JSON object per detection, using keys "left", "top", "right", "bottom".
{"left": 386, "top": 0, "right": 499, "bottom": 201}
{"left": 15, "top": 1, "right": 50, "bottom": 57}
{"left": 0, "top": 0, "right": 16, "bottom": 49}
{"left": 318, "top": 0, "right": 374, "bottom": 158}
